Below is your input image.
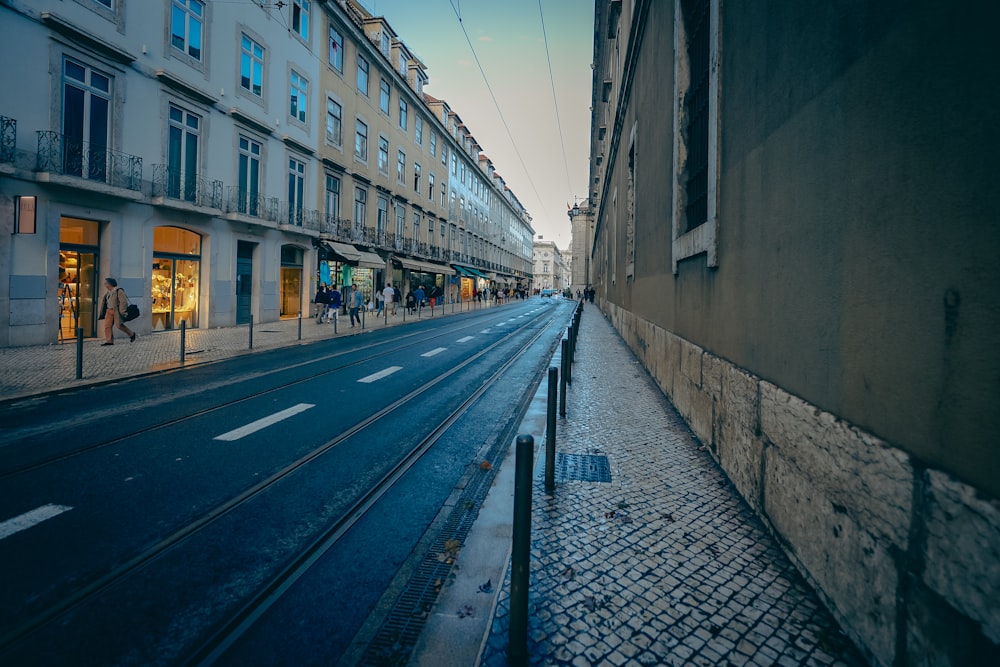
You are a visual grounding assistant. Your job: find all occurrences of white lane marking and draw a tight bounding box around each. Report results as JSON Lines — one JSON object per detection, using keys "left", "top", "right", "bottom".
{"left": 358, "top": 366, "right": 403, "bottom": 383}
{"left": 214, "top": 403, "right": 315, "bottom": 441}
{"left": 0, "top": 504, "right": 73, "bottom": 540}
{"left": 457, "top": 336, "right": 474, "bottom": 343}
{"left": 422, "top": 347, "right": 447, "bottom": 357}
{"left": 480, "top": 329, "right": 492, "bottom": 334}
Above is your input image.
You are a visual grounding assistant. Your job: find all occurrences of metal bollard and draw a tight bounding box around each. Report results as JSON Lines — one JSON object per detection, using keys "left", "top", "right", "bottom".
{"left": 361, "top": 305, "right": 366, "bottom": 330}
{"left": 565, "top": 332, "right": 573, "bottom": 385}
{"left": 180, "top": 320, "right": 186, "bottom": 365}
{"left": 297, "top": 313, "right": 302, "bottom": 341}
{"left": 75, "top": 328, "right": 83, "bottom": 379}
{"left": 333, "top": 313, "right": 337, "bottom": 335}
{"left": 545, "top": 367, "right": 558, "bottom": 493}
{"left": 509, "top": 434, "right": 534, "bottom": 666}
{"left": 248, "top": 314, "right": 254, "bottom": 349}
{"left": 560, "top": 339, "right": 568, "bottom": 417}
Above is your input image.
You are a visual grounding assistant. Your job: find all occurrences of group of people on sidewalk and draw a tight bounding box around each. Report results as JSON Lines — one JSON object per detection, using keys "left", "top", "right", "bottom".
{"left": 313, "top": 284, "right": 365, "bottom": 327}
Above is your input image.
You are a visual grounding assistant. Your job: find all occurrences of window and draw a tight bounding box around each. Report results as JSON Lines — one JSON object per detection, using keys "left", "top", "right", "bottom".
{"left": 170, "top": 0, "right": 203, "bottom": 61}
{"left": 451, "top": 152, "right": 457, "bottom": 175}
{"left": 354, "top": 186, "right": 368, "bottom": 226}
{"left": 428, "top": 172, "right": 435, "bottom": 201}
{"left": 413, "top": 212, "right": 421, "bottom": 243}
{"left": 62, "top": 58, "right": 111, "bottom": 181}
{"left": 428, "top": 216, "right": 434, "bottom": 234}
{"left": 325, "top": 173, "right": 340, "bottom": 220}
{"left": 291, "top": 0, "right": 309, "bottom": 40}
{"left": 329, "top": 26, "right": 344, "bottom": 72}
{"left": 441, "top": 145, "right": 447, "bottom": 166}
{"left": 237, "top": 135, "right": 261, "bottom": 215}
{"left": 357, "top": 55, "right": 369, "bottom": 95}
{"left": 414, "top": 162, "right": 421, "bottom": 193}
{"left": 167, "top": 104, "right": 200, "bottom": 201}
{"left": 377, "top": 195, "right": 388, "bottom": 234}
{"left": 671, "top": 0, "right": 721, "bottom": 272}
{"left": 326, "top": 98, "right": 342, "bottom": 145}
{"left": 288, "top": 157, "right": 305, "bottom": 224}
{"left": 289, "top": 71, "right": 308, "bottom": 124}
{"left": 430, "top": 133, "right": 437, "bottom": 157}
{"left": 380, "top": 78, "right": 390, "bottom": 114}
{"left": 355, "top": 119, "right": 368, "bottom": 160}
{"left": 378, "top": 136, "right": 389, "bottom": 174}
{"left": 398, "top": 99, "right": 407, "bottom": 131}
{"left": 415, "top": 117, "right": 423, "bottom": 145}
{"left": 397, "top": 149, "right": 405, "bottom": 184}
{"left": 380, "top": 31, "right": 390, "bottom": 56}
{"left": 240, "top": 34, "right": 264, "bottom": 97}
{"left": 398, "top": 52, "right": 407, "bottom": 76}
{"left": 395, "top": 204, "right": 405, "bottom": 237}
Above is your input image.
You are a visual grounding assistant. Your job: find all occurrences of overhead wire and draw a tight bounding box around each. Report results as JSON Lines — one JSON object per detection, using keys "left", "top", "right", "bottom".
{"left": 537, "top": 0, "right": 575, "bottom": 199}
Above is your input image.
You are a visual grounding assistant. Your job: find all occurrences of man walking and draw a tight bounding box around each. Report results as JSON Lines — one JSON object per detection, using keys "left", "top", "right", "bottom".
{"left": 350, "top": 284, "right": 364, "bottom": 327}
{"left": 383, "top": 282, "right": 396, "bottom": 316}
{"left": 327, "top": 284, "right": 342, "bottom": 324}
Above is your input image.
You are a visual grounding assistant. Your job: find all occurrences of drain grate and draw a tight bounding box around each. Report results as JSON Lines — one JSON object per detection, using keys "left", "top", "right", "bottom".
{"left": 544, "top": 453, "right": 612, "bottom": 483}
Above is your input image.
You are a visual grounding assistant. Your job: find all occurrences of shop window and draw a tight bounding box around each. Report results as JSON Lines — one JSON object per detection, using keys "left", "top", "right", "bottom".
{"left": 152, "top": 226, "right": 201, "bottom": 330}
{"left": 59, "top": 217, "right": 100, "bottom": 339}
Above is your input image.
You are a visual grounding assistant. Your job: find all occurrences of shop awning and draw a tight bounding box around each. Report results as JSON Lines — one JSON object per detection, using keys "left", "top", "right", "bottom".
{"left": 353, "top": 247, "right": 386, "bottom": 270}
{"left": 327, "top": 241, "right": 362, "bottom": 263}
{"left": 453, "top": 266, "right": 474, "bottom": 278}
{"left": 451, "top": 264, "right": 488, "bottom": 279}
{"left": 395, "top": 257, "right": 455, "bottom": 275}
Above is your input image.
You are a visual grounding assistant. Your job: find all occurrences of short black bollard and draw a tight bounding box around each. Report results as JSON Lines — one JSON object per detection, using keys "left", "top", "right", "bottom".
{"left": 248, "top": 314, "right": 254, "bottom": 350}
{"left": 545, "top": 367, "right": 558, "bottom": 493}
{"left": 180, "top": 320, "right": 187, "bottom": 365}
{"left": 361, "top": 306, "right": 366, "bottom": 330}
{"left": 560, "top": 339, "right": 568, "bottom": 417}
{"left": 75, "top": 327, "right": 83, "bottom": 379}
{"left": 509, "top": 434, "right": 534, "bottom": 666}
{"left": 333, "top": 312, "right": 337, "bottom": 335}
{"left": 297, "top": 313, "right": 302, "bottom": 340}
{"left": 565, "top": 333, "right": 573, "bottom": 385}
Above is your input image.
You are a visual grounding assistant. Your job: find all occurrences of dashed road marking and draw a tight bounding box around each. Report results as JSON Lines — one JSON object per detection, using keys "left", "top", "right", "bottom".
{"left": 0, "top": 504, "right": 73, "bottom": 541}
{"left": 422, "top": 347, "right": 447, "bottom": 357}
{"left": 457, "top": 336, "right": 474, "bottom": 343}
{"left": 214, "top": 403, "right": 315, "bottom": 441}
{"left": 480, "top": 329, "right": 492, "bottom": 334}
{"left": 358, "top": 366, "right": 404, "bottom": 383}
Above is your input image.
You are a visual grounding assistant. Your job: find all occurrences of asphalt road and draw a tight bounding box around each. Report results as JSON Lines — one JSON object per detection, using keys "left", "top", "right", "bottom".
{"left": 0, "top": 298, "right": 575, "bottom": 666}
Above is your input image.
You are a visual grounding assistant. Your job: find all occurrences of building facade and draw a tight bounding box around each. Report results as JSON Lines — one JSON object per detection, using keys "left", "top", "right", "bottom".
{"left": 589, "top": 1, "right": 1000, "bottom": 665}
{"left": 532, "top": 238, "right": 565, "bottom": 292}
{"left": 0, "top": 0, "right": 533, "bottom": 347}
{"left": 567, "top": 199, "right": 594, "bottom": 295}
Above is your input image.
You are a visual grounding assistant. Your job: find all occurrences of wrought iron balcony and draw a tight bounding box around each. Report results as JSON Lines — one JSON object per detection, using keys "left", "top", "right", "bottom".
{"left": 1, "top": 115, "right": 15, "bottom": 164}
{"left": 152, "top": 164, "right": 222, "bottom": 209}
{"left": 36, "top": 131, "right": 141, "bottom": 191}
{"left": 227, "top": 186, "right": 279, "bottom": 221}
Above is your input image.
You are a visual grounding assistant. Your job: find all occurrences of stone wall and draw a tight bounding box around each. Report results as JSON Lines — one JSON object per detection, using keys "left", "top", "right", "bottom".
{"left": 604, "top": 301, "right": 1000, "bottom": 666}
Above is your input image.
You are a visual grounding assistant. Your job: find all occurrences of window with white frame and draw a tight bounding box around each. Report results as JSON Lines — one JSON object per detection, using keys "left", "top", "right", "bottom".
{"left": 415, "top": 117, "right": 423, "bottom": 145}
{"left": 377, "top": 195, "right": 388, "bottom": 234}
{"left": 379, "top": 78, "right": 390, "bottom": 114}
{"left": 326, "top": 98, "right": 342, "bottom": 146}
{"left": 325, "top": 173, "right": 340, "bottom": 220}
{"left": 288, "top": 157, "right": 305, "bottom": 224}
{"left": 167, "top": 103, "right": 200, "bottom": 201}
{"left": 291, "top": 0, "right": 309, "bottom": 40}
{"left": 430, "top": 133, "right": 437, "bottom": 157}
{"left": 329, "top": 26, "right": 344, "bottom": 73}
{"left": 428, "top": 172, "right": 435, "bottom": 201}
{"left": 395, "top": 204, "right": 405, "bottom": 237}
{"left": 671, "top": 0, "right": 720, "bottom": 273}
{"left": 413, "top": 212, "right": 421, "bottom": 244}
{"left": 413, "top": 162, "right": 421, "bottom": 193}
{"left": 237, "top": 134, "right": 261, "bottom": 215}
{"left": 354, "top": 186, "right": 368, "bottom": 226}
{"left": 240, "top": 34, "right": 264, "bottom": 97}
{"left": 378, "top": 136, "right": 389, "bottom": 174}
{"left": 355, "top": 118, "right": 368, "bottom": 160}
{"left": 61, "top": 58, "right": 111, "bottom": 181}
{"left": 398, "top": 99, "right": 407, "bottom": 131}
{"left": 380, "top": 31, "right": 390, "bottom": 56}
{"left": 397, "top": 149, "right": 405, "bottom": 184}
{"left": 441, "top": 145, "right": 447, "bottom": 166}
{"left": 289, "top": 70, "right": 308, "bottom": 124}
{"left": 398, "top": 52, "right": 407, "bottom": 76}
{"left": 357, "top": 55, "right": 369, "bottom": 95}
{"left": 171, "top": 0, "right": 204, "bottom": 61}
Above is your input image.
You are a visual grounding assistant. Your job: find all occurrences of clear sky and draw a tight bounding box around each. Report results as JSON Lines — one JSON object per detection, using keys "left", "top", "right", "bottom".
{"left": 359, "top": 0, "right": 595, "bottom": 250}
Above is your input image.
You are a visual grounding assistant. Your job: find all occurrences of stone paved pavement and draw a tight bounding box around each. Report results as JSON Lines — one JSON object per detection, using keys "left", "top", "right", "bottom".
{"left": 0, "top": 300, "right": 496, "bottom": 402}
{"left": 459, "top": 307, "right": 866, "bottom": 666}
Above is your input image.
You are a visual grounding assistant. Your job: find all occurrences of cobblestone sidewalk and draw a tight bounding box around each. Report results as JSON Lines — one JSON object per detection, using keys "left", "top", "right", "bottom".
{"left": 478, "top": 308, "right": 865, "bottom": 666}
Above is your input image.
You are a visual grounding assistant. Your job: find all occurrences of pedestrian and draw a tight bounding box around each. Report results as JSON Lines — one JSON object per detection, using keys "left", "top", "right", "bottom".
{"left": 414, "top": 284, "right": 425, "bottom": 310}
{"left": 313, "top": 284, "right": 329, "bottom": 323}
{"left": 375, "top": 289, "right": 384, "bottom": 315}
{"left": 393, "top": 284, "right": 402, "bottom": 313}
{"left": 382, "top": 282, "right": 395, "bottom": 315}
{"left": 99, "top": 277, "right": 135, "bottom": 345}
{"left": 405, "top": 290, "right": 416, "bottom": 314}
{"left": 350, "top": 284, "right": 364, "bottom": 327}
{"left": 327, "top": 284, "right": 342, "bottom": 324}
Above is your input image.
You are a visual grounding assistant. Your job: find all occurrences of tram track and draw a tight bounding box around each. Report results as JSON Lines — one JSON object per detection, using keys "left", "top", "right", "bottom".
{"left": 0, "top": 302, "right": 569, "bottom": 663}
{"left": 0, "top": 304, "right": 545, "bottom": 480}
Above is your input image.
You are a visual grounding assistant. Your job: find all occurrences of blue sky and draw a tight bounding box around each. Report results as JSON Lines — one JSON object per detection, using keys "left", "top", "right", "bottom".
{"left": 359, "top": 0, "right": 596, "bottom": 248}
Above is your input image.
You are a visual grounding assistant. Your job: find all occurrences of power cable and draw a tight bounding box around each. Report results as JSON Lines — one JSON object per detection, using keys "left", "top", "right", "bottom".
{"left": 537, "top": 0, "right": 574, "bottom": 198}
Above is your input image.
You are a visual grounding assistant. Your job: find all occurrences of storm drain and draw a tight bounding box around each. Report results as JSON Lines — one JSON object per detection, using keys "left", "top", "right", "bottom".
{"left": 545, "top": 452, "right": 612, "bottom": 483}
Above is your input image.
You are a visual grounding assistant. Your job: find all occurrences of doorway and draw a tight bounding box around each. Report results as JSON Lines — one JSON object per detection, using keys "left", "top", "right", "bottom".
{"left": 236, "top": 240, "right": 254, "bottom": 324}
{"left": 59, "top": 217, "right": 100, "bottom": 339}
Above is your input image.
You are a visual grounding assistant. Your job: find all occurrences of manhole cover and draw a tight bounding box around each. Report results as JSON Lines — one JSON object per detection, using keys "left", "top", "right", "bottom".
{"left": 543, "top": 453, "right": 612, "bottom": 483}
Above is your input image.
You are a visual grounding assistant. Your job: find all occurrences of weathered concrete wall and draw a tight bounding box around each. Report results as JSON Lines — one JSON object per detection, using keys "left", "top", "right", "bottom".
{"left": 605, "top": 301, "right": 1000, "bottom": 666}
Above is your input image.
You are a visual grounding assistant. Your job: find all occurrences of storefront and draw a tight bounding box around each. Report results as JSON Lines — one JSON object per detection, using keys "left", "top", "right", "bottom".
{"left": 58, "top": 217, "right": 100, "bottom": 340}
{"left": 280, "top": 245, "right": 304, "bottom": 318}
{"left": 151, "top": 226, "right": 201, "bottom": 331}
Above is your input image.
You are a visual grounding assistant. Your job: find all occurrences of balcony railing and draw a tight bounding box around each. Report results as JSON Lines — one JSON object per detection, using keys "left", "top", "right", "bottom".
{"left": 1, "top": 115, "right": 15, "bottom": 164}
{"left": 36, "top": 131, "right": 142, "bottom": 191}
{"left": 227, "top": 186, "right": 279, "bottom": 222}
{"left": 152, "top": 164, "right": 222, "bottom": 209}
